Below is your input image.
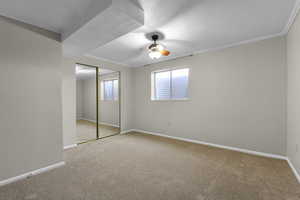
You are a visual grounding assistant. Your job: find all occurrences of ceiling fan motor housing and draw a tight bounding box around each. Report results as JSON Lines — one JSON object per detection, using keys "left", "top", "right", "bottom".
{"left": 151, "top": 34, "right": 159, "bottom": 41}
{"left": 149, "top": 34, "right": 162, "bottom": 50}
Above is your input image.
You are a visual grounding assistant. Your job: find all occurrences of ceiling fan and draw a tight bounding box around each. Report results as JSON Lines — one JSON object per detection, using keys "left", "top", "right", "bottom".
{"left": 148, "top": 34, "right": 170, "bottom": 59}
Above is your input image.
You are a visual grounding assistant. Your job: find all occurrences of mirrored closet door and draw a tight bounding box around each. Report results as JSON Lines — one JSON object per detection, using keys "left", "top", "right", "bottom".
{"left": 75, "top": 64, "right": 98, "bottom": 143}
{"left": 75, "top": 64, "right": 120, "bottom": 144}
{"left": 98, "top": 69, "right": 120, "bottom": 138}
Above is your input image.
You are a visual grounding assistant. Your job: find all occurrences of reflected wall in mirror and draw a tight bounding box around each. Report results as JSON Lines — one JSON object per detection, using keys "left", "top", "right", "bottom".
{"left": 99, "top": 69, "right": 120, "bottom": 138}
{"left": 75, "top": 64, "right": 97, "bottom": 143}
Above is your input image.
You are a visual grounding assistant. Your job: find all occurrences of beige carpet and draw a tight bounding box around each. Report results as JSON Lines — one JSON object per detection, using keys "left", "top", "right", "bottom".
{"left": 77, "top": 120, "right": 120, "bottom": 142}
{"left": 0, "top": 132, "right": 299, "bottom": 200}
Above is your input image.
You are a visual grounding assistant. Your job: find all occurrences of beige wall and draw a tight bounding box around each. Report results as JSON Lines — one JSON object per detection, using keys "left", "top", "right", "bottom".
{"left": 134, "top": 37, "right": 286, "bottom": 155}
{"left": 82, "top": 78, "right": 97, "bottom": 121}
{"left": 62, "top": 57, "right": 134, "bottom": 146}
{"left": 287, "top": 11, "right": 300, "bottom": 174}
{"left": 62, "top": 58, "right": 77, "bottom": 148}
{"left": 0, "top": 17, "right": 63, "bottom": 181}
{"left": 76, "top": 80, "right": 84, "bottom": 119}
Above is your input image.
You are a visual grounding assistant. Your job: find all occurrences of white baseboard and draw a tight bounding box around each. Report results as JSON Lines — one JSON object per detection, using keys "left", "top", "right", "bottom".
{"left": 79, "top": 118, "right": 120, "bottom": 128}
{"left": 282, "top": 0, "right": 300, "bottom": 34}
{"left": 79, "top": 118, "right": 96, "bottom": 123}
{"left": 100, "top": 122, "right": 120, "bottom": 128}
{"left": 132, "top": 129, "right": 287, "bottom": 160}
{"left": 120, "top": 129, "right": 134, "bottom": 134}
{"left": 287, "top": 158, "right": 300, "bottom": 183}
{"left": 64, "top": 144, "right": 77, "bottom": 150}
{"left": 0, "top": 161, "right": 65, "bottom": 187}
{"left": 129, "top": 129, "right": 300, "bottom": 182}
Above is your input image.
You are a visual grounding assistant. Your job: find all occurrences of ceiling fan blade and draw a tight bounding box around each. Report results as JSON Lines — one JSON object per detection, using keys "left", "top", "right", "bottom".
{"left": 123, "top": 46, "right": 148, "bottom": 62}
{"left": 132, "top": 26, "right": 156, "bottom": 34}
{"left": 160, "top": 50, "right": 170, "bottom": 56}
{"left": 163, "top": 39, "right": 195, "bottom": 48}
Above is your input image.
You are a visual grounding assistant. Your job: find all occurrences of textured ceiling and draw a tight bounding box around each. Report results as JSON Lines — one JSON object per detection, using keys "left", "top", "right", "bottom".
{"left": 0, "top": 0, "right": 110, "bottom": 33}
{"left": 88, "top": 0, "right": 296, "bottom": 67}
{"left": 0, "top": 0, "right": 297, "bottom": 67}
{"left": 62, "top": 0, "right": 144, "bottom": 57}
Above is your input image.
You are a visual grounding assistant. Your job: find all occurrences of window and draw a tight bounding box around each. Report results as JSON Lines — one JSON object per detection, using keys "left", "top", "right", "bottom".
{"left": 101, "top": 79, "right": 118, "bottom": 101}
{"left": 152, "top": 68, "right": 189, "bottom": 100}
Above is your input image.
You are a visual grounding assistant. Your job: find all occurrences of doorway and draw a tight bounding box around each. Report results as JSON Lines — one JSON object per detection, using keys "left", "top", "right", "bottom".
{"left": 75, "top": 63, "right": 120, "bottom": 143}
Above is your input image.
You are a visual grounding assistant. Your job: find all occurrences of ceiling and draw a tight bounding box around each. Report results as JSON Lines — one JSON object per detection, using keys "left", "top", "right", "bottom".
{"left": 0, "top": 0, "right": 297, "bottom": 67}
{"left": 88, "top": 0, "right": 296, "bottom": 67}
{"left": 0, "top": 0, "right": 109, "bottom": 33}
{"left": 76, "top": 65, "right": 116, "bottom": 80}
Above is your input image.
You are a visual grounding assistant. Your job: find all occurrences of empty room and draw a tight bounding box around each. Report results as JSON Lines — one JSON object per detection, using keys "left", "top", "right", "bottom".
{"left": 0, "top": 0, "right": 300, "bottom": 199}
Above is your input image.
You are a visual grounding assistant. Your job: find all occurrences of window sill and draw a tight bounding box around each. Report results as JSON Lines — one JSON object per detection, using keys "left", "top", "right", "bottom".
{"left": 151, "top": 98, "right": 190, "bottom": 102}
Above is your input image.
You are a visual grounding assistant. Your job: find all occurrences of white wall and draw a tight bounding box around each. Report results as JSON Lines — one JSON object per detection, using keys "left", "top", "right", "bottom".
{"left": 287, "top": 11, "right": 300, "bottom": 174}
{"left": 76, "top": 80, "right": 84, "bottom": 119}
{"left": 62, "top": 58, "right": 77, "bottom": 149}
{"left": 62, "top": 56, "right": 134, "bottom": 146}
{"left": 82, "top": 78, "right": 97, "bottom": 121}
{"left": 99, "top": 101, "right": 120, "bottom": 127}
{"left": 0, "top": 16, "right": 63, "bottom": 181}
{"left": 133, "top": 36, "right": 286, "bottom": 156}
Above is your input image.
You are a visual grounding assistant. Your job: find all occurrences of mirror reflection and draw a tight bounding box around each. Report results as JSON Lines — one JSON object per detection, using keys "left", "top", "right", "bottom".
{"left": 99, "top": 69, "right": 120, "bottom": 138}
{"left": 75, "top": 64, "right": 97, "bottom": 143}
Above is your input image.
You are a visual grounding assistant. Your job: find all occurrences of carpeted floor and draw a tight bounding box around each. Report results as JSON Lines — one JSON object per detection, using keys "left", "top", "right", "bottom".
{"left": 77, "top": 120, "right": 120, "bottom": 142}
{"left": 0, "top": 132, "right": 299, "bottom": 200}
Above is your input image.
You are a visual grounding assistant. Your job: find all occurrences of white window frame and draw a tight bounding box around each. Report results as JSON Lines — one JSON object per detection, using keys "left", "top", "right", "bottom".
{"left": 101, "top": 79, "right": 119, "bottom": 101}
{"left": 151, "top": 67, "right": 190, "bottom": 101}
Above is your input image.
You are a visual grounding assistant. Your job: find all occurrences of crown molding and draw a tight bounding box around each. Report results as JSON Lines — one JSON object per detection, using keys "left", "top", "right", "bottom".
{"left": 192, "top": 32, "right": 285, "bottom": 56}
{"left": 140, "top": 32, "right": 285, "bottom": 68}
{"left": 281, "top": 0, "right": 300, "bottom": 34}
{"left": 86, "top": 0, "right": 300, "bottom": 68}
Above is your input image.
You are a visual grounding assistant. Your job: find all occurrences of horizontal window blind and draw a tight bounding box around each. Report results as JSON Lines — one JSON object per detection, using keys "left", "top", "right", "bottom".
{"left": 153, "top": 68, "right": 189, "bottom": 100}
{"left": 155, "top": 71, "right": 171, "bottom": 100}
{"left": 101, "top": 79, "right": 119, "bottom": 101}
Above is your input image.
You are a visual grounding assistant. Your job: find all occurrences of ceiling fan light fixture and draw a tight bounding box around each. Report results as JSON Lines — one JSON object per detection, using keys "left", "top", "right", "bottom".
{"left": 148, "top": 43, "right": 164, "bottom": 51}
{"left": 149, "top": 49, "right": 161, "bottom": 59}
{"left": 148, "top": 43, "right": 163, "bottom": 59}
{"left": 147, "top": 33, "right": 169, "bottom": 59}
{"left": 156, "top": 44, "right": 164, "bottom": 51}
